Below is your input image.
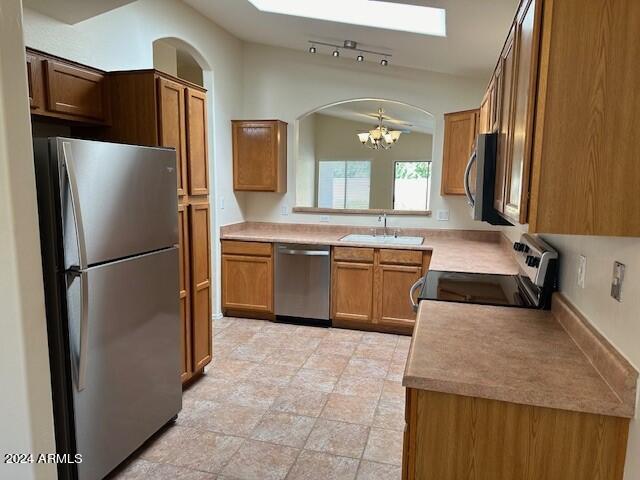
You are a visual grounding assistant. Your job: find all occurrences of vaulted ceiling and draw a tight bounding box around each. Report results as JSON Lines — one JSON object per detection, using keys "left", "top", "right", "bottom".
{"left": 183, "top": 0, "right": 518, "bottom": 79}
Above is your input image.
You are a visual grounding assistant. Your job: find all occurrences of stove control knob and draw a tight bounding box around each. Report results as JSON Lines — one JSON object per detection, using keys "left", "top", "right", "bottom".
{"left": 522, "top": 245, "right": 530, "bottom": 253}
{"left": 526, "top": 256, "right": 540, "bottom": 267}
{"left": 513, "top": 242, "right": 524, "bottom": 251}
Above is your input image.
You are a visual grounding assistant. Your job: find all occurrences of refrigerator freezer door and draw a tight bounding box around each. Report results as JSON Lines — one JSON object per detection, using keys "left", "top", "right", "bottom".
{"left": 66, "top": 248, "right": 181, "bottom": 480}
{"left": 56, "top": 138, "right": 178, "bottom": 269}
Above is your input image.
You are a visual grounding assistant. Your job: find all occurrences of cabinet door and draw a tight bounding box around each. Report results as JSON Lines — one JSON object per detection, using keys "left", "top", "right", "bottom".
{"left": 222, "top": 254, "right": 274, "bottom": 313}
{"left": 44, "top": 59, "right": 110, "bottom": 122}
{"left": 158, "top": 77, "right": 188, "bottom": 197}
{"left": 186, "top": 88, "right": 209, "bottom": 196}
{"left": 375, "top": 264, "right": 422, "bottom": 327}
{"left": 233, "top": 121, "right": 279, "bottom": 191}
{"left": 26, "top": 53, "right": 43, "bottom": 110}
{"left": 494, "top": 27, "right": 517, "bottom": 214}
{"left": 441, "top": 110, "right": 479, "bottom": 195}
{"left": 479, "top": 89, "right": 492, "bottom": 135}
{"left": 178, "top": 204, "right": 192, "bottom": 382}
{"left": 331, "top": 261, "right": 374, "bottom": 323}
{"left": 504, "top": 0, "right": 540, "bottom": 224}
{"left": 189, "top": 202, "right": 212, "bottom": 372}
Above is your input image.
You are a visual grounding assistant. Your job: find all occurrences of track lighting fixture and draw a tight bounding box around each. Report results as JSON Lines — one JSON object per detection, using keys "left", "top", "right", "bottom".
{"left": 307, "top": 40, "right": 391, "bottom": 66}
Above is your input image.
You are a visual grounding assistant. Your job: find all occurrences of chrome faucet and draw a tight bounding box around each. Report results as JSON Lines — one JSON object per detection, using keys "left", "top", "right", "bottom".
{"left": 378, "top": 213, "right": 388, "bottom": 236}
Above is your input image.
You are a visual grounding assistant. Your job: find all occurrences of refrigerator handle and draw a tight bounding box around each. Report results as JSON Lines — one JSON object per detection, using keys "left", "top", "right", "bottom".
{"left": 62, "top": 141, "right": 88, "bottom": 270}
{"left": 74, "top": 271, "right": 89, "bottom": 392}
{"left": 463, "top": 148, "right": 477, "bottom": 207}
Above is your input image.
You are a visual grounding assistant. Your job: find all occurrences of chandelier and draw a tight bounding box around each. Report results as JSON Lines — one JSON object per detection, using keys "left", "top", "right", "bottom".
{"left": 356, "top": 108, "right": 402, "bottom": 150}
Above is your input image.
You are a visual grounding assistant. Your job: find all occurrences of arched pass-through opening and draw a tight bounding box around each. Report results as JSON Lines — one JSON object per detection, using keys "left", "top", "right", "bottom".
{"left": 295, "top": 98, "right": 436, "bottom": 213}
{"left": 152, "top": 37, "right": 210, "bottom": 86}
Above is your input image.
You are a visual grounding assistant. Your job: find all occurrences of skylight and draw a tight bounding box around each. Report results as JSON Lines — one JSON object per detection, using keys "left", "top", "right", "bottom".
{"left": 246, "top": 0, "right": 447, "bottom": 37}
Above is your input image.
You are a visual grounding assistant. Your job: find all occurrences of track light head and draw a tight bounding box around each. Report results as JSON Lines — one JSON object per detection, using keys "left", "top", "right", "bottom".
{"left": 357, "top": 54, "right": 364, "bottom": 62}
{"left": 309, "top": 45, "right": 317, "bottom": 54}
{"left": 332, "top": 49, "right": 340, "bottom": 57}
{"left": 380, "top": 58, "right": 389, "bottom": 66}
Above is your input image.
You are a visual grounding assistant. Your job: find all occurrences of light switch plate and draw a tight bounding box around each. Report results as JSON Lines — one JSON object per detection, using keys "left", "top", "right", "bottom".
{"left": 319, "top": 216, "right": 330, "bottom": 223}
{"left": 611, "top": 261, "right": 625, "bottom": 302}
{"left": 577, "top": 255, "right": 587, "bottom": 289}
{"left": 280, "top": 205, "right": 289, "bottom": 216}
{"left": 437, "top": 209, "right": 450, "bottom": 221}
{"left": 219, "top": 196, "right": 225, "bottom": 210}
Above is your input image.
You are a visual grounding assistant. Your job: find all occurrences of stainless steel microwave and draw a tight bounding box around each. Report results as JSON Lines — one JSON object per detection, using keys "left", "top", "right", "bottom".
{"left": 464, "top": 133, "right": 512, "bottom": 226}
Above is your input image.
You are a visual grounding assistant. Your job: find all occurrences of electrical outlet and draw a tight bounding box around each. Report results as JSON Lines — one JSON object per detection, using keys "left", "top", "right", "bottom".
{"left": 437, "top": 209, "right": 450, "bottom": 221}
{"left": 611, "top": 261, "right": 625, "bottom": 302}
{"left": 319, "top": 216, "right": 330, "bottom": 223}
{"left": 577, "top": 255, "right": 587, "bottom": 289}
{"left": 280, "top": 205, "right": 289, "bottom": 216}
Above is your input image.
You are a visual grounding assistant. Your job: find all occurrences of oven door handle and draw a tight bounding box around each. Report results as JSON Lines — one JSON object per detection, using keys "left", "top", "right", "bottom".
{"left": 410, "top": 277, "right": 425, "bottom": 312}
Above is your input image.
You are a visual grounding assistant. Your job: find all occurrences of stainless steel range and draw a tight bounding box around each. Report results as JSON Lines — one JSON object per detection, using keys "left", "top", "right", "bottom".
{"left": 413, "top": 234, "right": 559, "bottom": 310}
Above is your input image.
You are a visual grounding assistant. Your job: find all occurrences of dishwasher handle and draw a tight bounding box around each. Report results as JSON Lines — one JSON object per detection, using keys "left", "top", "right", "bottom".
{"left": 278, "top": 247, "right": 329, "bottom": 256}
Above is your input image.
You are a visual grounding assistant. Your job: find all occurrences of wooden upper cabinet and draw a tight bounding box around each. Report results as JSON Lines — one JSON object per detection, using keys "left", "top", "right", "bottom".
{"left": 232, "top": 120, "right": 287, "bottom": 192}
{"left": 26, "top": 53, "right": 43, "bottom": 110}
{"left": 189, "top": 202, "right": 212, "bottom": 372}
{"left": 44, "top": 59, "right": 110, "bottom": 122}
{"left": 503, "top": 0, "right": 541, "bottom": 224}
{"left": 441, "top": 109, "right": 479, "bottom": 195}
{"left": 26, "top": 48, "right": 110, "bottom": 124}
{"left": 493, "top": 26, "right": 516, "bottom": 214}
{"left": 221, "top": 241, "right": 274, "bottom": 314}
{"left": 157, "top": 77, "right": 188, "bottom": 197}
{"left": 479, "top": 90, "right": 492, "bottom": 135}
{"left": 186, "top": 88, "right": 209, "bottom": 196}
{"left": 478, "top": 0, "right": 640, "bottom": 236}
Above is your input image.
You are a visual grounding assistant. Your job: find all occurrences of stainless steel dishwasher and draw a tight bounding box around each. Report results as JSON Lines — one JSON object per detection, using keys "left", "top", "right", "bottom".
{"left": 275, "top": 243, "right": 331, "bottom": 323}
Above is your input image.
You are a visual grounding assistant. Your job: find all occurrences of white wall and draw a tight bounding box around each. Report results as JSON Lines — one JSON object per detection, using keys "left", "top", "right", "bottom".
{"left": 296, "top": 113, "right": 316, "bottom": 207}
{"left": 22, "top": 0, "right": 246, "bottom": 316}
{"left": 242, "top": 43, "right": 493, "bottom": 230}
{"left": 0, "top": 1, "right": 56, "bottom": 478}
{"left": 504, "top": 226, "right": 640, "bottom": 479}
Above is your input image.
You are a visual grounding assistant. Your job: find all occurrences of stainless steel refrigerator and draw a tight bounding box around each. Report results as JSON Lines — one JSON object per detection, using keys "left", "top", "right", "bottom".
{"left": 34, "top": 138, "right": 182, "bottom": 480}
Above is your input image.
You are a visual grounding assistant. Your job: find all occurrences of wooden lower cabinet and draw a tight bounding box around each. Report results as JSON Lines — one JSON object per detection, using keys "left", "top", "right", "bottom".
{"left": 189, "top": 203, "right": 212, "bottom": 372}
{"left": 331, "top": 261, "right": 374, "bottom": 323}
{"left": 331, "top": 247, "right": 430, "bottom": 334}
{"left": 221, "top": 241, "right": 274, "bottom": 317}
{"left": 403, "top": 388, "right": 630, "bottom": 480}
{"left": 374, "top": 264, "right": 422, "bottom": 328}
{"left": 177, "top": 204, "right": 192, "bottom": 382}
{"left": 179, "top": 201, "right": 213, "bottom": 384}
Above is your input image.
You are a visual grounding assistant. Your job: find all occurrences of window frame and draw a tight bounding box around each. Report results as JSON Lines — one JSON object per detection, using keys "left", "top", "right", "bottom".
{"left": 391, "top": 160, "right": 432, "bottom": 211}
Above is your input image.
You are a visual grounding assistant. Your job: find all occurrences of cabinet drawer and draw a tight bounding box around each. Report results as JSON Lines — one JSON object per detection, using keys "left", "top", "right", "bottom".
{"left": 333, "top": 247, "right": 374, "bottom": 263}
{"left": 221, "top": 240, "right": 272, "bottom": 257}
{"left": 379, "top": 249, "right": 423, "bottom": 266}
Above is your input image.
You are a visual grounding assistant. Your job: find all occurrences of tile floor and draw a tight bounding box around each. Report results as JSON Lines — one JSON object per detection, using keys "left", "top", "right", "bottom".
{"left": 110, "top": 317, "right": 410, "bottom": 480}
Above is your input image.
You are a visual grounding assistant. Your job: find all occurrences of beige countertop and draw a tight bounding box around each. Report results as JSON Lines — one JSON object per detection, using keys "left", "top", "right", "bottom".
{"left": 403, "top": 296, "right": 637, "bottom": 418}
{"left": 220, "top": 222, "right": 519, "bottom": 275}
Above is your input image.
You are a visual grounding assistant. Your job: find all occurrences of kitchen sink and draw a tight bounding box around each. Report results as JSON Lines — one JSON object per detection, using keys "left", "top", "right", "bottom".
{"left": 339, "top": 233, "right": 424, "bottom": 246}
